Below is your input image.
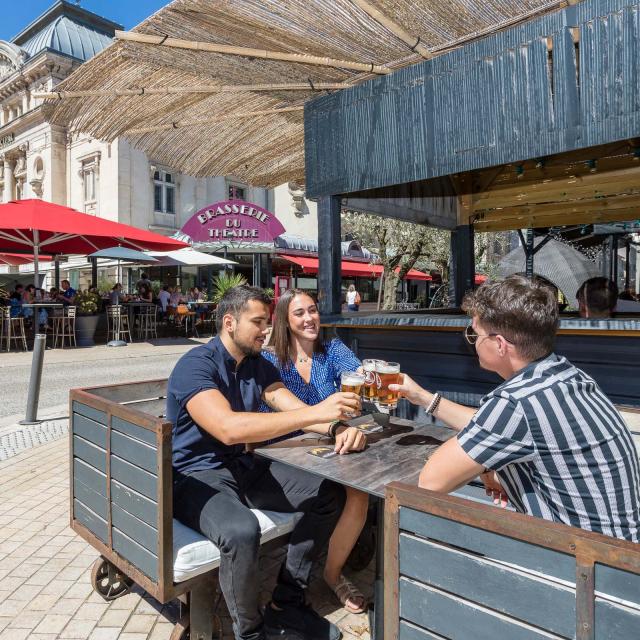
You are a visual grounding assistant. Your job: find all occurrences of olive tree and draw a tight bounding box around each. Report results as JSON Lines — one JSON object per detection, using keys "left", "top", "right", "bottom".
{"left": 342, "top": 210, "right": 508, "bottom": 309}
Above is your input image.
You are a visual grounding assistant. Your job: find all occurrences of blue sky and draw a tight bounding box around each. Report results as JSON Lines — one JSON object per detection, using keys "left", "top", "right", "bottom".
{"left": 1, "top": 1, "right": 168, "bottom": 41}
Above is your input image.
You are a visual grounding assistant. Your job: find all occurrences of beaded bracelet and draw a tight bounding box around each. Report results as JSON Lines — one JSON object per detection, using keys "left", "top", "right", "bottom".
{"left": 425, "top": 392, "right": 442, "bottom": 416}
{"left": 327, "top": 420, "right": 342, "bottom": 439}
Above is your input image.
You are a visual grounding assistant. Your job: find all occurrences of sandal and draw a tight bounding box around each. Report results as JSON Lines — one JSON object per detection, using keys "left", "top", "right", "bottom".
{"left": 328, "top": 574, "right": 367, "bottom": 614}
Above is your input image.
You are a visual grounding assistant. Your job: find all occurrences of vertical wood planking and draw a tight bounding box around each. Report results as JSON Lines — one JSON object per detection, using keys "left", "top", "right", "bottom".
{"left": 384, "top": 494, "right": 400, "bottom": 640}
{"left": 305, "top": 0, "right": 640, "bottom": 198}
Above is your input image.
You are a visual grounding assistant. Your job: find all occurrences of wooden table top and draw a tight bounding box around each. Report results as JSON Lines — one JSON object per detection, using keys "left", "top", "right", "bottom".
{"left": 255, "top": 413, "right": 457, "bottom": 498}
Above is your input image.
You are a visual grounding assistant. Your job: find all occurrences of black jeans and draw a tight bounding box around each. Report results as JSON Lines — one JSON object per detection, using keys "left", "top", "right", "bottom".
{"left": 173, "top": 456, "right": 346, "bottom": 640}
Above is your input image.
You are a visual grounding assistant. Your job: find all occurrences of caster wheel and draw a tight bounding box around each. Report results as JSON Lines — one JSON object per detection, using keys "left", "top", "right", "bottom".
{"left": 170, "top": 613, "right": 190, "bottom": 640}
{"left": 90, "top": 557, "right": 133, "bottom": 601}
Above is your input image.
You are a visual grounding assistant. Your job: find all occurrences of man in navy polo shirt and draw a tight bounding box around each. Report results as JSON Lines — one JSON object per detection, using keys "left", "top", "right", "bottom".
{"left": 167, "top": 285, "right": 364, "bottom": 640}
{"left": 57, "top": 279, "right": 76, "bottom": 305}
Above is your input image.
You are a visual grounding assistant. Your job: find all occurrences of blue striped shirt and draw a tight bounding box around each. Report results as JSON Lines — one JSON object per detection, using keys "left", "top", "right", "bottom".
{"left": 458, "top": 353, "right": 640, "bottom": 541}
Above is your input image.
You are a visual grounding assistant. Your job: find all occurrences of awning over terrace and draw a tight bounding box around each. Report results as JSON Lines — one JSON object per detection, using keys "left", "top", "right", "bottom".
{"left": 42, "top": 0, "right": 569, "bottom": 186}
{"left": 279, "top": 254, "right": 431, "bottom": 280}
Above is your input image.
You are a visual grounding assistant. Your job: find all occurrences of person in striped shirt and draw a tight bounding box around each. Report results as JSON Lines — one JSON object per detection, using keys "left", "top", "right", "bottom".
{"left": 391, "top": 275, "right": 640, "bottom": 542}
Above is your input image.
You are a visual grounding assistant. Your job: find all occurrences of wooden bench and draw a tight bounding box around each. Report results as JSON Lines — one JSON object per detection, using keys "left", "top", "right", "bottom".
{"left": 69, "top": 380, "right": 300, "bottom": 640}
{"left": 384, "top": 482, "right": 640, "bottom": 640}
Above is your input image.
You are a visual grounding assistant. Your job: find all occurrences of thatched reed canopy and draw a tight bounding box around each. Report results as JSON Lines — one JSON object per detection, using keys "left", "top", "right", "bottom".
{"left": 45, "top": 0, "right": 570, "bottom": 186}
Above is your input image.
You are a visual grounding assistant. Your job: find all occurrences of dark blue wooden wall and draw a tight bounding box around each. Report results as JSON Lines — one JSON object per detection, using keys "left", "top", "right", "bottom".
{"left": 305, "top": 0, "right": 640, "bottom": 197}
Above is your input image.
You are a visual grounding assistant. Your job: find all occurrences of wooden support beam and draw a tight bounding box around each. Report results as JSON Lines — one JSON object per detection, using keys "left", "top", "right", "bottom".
{"left": 475, "top": 194, "right": 640, "bottom": 220}
{"left": 450, "top": 174, "right": 474, "bottom": 225}
{"left": 473, "top": 167, "right": 640, "bottom": 210}
{"left": 115, "top": 30, "right": 391, "bottom": 75}
{"left": 126, "top": 106, "right": 305, "bottom": 135}
{"left": 474, "top": 151, "right": 637, "bottom": 192}
{"left": 474, "top": 208, "right": 640, "bottom": 232}
{"left": 351, "top": 0, "right": 432, "bottom": 59}
{"left": 34, "top": 83, "right": 351, "bottom": 100}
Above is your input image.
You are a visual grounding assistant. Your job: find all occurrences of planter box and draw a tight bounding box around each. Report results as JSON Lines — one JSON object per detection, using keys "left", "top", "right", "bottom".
{"left": 76, "top": 314, "right": 99, "bottom": 347}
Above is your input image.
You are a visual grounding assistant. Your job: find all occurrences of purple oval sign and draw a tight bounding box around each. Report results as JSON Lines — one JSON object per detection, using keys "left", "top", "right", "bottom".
{"left": 180, "top": 200, "right": 286, "bottom": 243}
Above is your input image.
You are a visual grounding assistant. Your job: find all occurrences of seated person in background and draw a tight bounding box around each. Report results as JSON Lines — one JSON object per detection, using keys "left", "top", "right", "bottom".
{"left": 169, "top": 286, "right": 182, "bottom": 309}
{"left": 157, "top": 285, "right": 171, "bottom": 318}
{"left": 109, "top": 283, "right": 125, "bottom": 306}
{"left": 136, "top": 272, "right": 152, "bottom": 293}
{"left": 9, "top": 284, "right": 24, "bottom": 318}
{"left": 22, "top": 284, "right": 48, "bottom": 327}
{"left": 576, "top": 277, "right": 617, "bottom": 318}
{"left": 261, "top": 289, "right": 370, "bottom": 614}
{"left": 137, "top": 283, "right": 153, "bottom": 303}
{"left": 57, "top": 279, "right": 76, "bottom": 306}
{"left": 167, "top": 285, "right": 363, "bottom": 640}
{"left": 392, "top": 275, "right": 639, "bottom": 542}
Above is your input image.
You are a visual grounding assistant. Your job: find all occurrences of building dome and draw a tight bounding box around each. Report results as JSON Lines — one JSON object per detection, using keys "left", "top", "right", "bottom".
{"left": 12, "top": 1, "right": 121, "bottom": 63}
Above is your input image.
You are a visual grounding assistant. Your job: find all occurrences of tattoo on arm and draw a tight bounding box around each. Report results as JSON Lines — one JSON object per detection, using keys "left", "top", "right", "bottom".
{"left": 264, "top": 389, "right": 282, "bottom": 411}
{"left": 263, "top": 385, "right": 306, "bottom": 412}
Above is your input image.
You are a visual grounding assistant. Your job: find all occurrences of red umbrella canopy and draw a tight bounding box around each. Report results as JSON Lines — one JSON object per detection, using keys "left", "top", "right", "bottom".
{"left": 0, "top": 253, "right": 53, "bottom": 265}
{"left": 0, "top": 200, "right": 188, "bottom": 254}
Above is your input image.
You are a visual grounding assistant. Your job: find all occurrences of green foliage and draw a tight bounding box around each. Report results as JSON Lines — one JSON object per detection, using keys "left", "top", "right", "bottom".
{"left": 263, "top": 287, "right": 275, "bottom": 299}
{"left": 150, "top": 280, "right": 162, "bottom": 297}
{"left": 212, "top": 272, "right": 248, "bottom": 303}
{"left": 76, "top": 290, "right": 101, "bottom": 316}
{"left": 97, "top": 275, "right": 114, "bottom": 296}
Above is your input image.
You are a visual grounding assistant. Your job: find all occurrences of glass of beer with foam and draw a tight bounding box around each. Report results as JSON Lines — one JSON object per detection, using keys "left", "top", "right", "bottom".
{"left": 362, "top": 359, "right": 381, "bottom": 400}
{"left": 341, "top": 371, "right": 365, "bottom": 417}
{"left": 375, "top": 361, "right": 401, "bottom": 409}
{"left": 341, "top": 371, "right": 365, "bottom": 395}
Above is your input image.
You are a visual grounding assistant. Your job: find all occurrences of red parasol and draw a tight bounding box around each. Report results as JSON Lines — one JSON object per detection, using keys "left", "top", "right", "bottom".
{"left": 0, "top": 253, "right": 53, "bottom": 266}
{"left": 0, "top": 199, "right": 187, "bottom": 281}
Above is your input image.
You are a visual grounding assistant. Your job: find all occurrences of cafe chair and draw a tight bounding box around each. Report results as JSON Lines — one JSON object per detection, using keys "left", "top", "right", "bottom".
{"left": 53, "top": 306, "right": 77, "bottom": 349}
{"left": 200, "top": 307, "right": 216, "bottom": 335}
{"left": 106, "top": 305, "right": 132, "bottom": 343}
{"left": 1, "top": 306, "right": 28, "bottom": 352}
{"left": 137, "top": 306, "right": 158, "bottom": 341}
{"left": 184, "top": 309, "right": 199, "bottom": 338}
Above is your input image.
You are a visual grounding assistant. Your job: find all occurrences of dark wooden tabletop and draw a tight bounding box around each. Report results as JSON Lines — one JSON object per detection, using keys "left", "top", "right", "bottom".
{"left": 255, "top": 413, "right": 457, "bottom": 498}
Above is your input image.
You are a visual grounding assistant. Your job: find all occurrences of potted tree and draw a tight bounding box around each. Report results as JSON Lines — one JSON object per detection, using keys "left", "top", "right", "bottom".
{"left": 211, "top": 272, "right": 247, "bottom": 303}
{"left": 75, "top": 290, "right": 101, "bottom": 347}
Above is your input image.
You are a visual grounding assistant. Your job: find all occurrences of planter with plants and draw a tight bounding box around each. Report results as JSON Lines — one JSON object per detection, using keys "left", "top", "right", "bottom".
{"left": 75, "top": 290, "right": 101, "bottom": 347}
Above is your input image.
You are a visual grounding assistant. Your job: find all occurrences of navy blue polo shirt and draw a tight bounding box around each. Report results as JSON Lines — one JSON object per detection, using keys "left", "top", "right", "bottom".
{"left": 167, "top": 336, "right": 282, "bottom": 474}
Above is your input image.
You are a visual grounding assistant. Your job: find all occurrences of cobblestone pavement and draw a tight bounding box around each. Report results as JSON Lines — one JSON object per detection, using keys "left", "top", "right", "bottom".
{"left": 0, "top": 432, "right": 373, "bottom": 640}
{"left": 0, "top": 419, "right": 69, "bottom": 461}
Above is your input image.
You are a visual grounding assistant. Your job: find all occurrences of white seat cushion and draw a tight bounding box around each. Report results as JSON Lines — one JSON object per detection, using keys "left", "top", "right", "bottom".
{"left": 173, "top": 510, "right": 302, "bottom": 583}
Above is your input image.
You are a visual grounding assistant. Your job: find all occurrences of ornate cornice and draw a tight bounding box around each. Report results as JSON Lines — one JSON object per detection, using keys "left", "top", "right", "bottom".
{"left": 0, "top": 41, "right": 28, "bottom": 82}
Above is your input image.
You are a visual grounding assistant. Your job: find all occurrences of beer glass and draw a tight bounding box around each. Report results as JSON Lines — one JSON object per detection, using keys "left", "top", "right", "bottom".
{"left": 375, "top": 361, "right": 401, "bottom": 409}
{"left": 340, "top": 371, "right": 365, "bottom": 395}
{"left": 341, "top": 371, "right": 365, "bottom": 417}
{"left": 362, "top": 359, "right": 381, "bottom": 400}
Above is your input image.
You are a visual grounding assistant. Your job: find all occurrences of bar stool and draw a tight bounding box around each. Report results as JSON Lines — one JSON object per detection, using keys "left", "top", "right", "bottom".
{"left": 107, "top": 305, "right": 132, "bottom": 343}
{"left": 53, "top": 306, "right": 77, "bottom": 348}
{"left": 1, "top": 306, "right": 28, "bottom": 351}
{"left": 137, "top": 306, "right": 157, "bottom": 340}
{"left": 184, "top": 310, "right": 199, "bottom": 338}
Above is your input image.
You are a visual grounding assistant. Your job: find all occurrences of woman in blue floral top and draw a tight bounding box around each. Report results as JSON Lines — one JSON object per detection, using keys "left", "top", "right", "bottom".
{"left": 261, "top": 289, "right": 369, "bottom": 614}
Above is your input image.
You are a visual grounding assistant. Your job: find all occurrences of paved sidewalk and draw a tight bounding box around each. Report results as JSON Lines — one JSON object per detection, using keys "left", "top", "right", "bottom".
{"left": 0, "top": 427, "right": 373, "bottom": 640}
